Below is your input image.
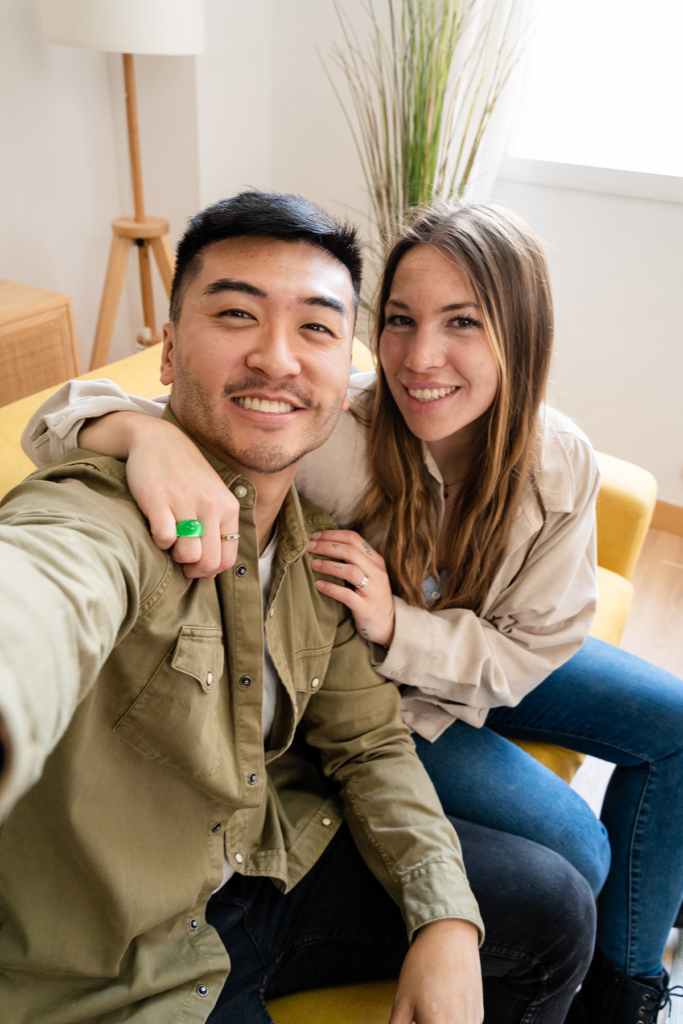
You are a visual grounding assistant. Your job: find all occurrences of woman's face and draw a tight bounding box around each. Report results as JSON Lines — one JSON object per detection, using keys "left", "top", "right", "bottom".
{"left": 379, "top": 245, "right": 499, "bottom": 445}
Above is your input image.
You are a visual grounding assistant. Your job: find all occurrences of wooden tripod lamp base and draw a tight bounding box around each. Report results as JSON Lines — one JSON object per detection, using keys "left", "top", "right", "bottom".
{"left": 90, "top": 215, "right": 174, "bottom": 371}
{"left": 88, "top": 53, "right": 178, "bottom": 371}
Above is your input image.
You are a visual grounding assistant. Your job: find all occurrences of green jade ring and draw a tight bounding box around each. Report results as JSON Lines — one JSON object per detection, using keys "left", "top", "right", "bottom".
{"left": 176, "top": 519, "right": 204, "bottom": 538}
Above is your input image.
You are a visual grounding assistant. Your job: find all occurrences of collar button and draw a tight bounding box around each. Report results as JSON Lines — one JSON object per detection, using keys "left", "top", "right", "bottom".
{"left": 234, "top": 484, "right": 248, "bottom": 499}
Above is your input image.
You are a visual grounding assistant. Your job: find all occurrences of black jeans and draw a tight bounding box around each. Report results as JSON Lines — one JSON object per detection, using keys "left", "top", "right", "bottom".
{"left": 205, "top": 817, "right": 595, "bottom": 1024}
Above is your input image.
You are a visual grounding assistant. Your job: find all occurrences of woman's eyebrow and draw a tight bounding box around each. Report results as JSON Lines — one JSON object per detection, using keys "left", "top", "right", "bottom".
{"left": 441, "top": 302, "right": 481, "bottom": 312}
{"left": 385, "top": 298, "right": 480, "bottom": 312}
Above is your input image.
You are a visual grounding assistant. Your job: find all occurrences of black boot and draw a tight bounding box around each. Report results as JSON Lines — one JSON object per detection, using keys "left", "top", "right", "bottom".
{"left": 566, "top": 947, "right": 670, "bottom": 1024}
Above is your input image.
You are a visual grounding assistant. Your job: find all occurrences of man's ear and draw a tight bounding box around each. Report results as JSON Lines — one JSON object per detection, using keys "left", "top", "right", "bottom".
{"left": 160, "top": 323, "right": 176, "bottom": 386}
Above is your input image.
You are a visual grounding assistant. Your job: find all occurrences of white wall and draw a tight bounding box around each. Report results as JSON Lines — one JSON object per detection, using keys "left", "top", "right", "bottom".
{"left": 0, "top": 0, "right": 202, "bottom": 369}
{"left": 0, "top": 0, "right": 136, "bottom": 368}
{"left": 196, "top": 0, "right": 274, "bottom": 205}
{"left": 270, "top": 0, "right": 374, "bottom": 335}
{"left": 271, "top": 0, "right": 369, "bottom": 226}
{"left": 492, "top": 172, "right": 683, "bottom": 506}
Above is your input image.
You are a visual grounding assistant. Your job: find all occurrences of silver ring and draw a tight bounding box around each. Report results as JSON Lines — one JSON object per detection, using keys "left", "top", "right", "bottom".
{"left": 221, "top": 533, "right": 240, "bottom": 541}
{"left": 356, "top": 574, "right": 369, "bottom": 590}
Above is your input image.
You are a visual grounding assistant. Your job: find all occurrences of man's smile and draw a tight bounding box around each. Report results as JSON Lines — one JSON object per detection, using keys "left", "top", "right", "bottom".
{"left": 233, "top": 395, "right": 300, "bottom": 415}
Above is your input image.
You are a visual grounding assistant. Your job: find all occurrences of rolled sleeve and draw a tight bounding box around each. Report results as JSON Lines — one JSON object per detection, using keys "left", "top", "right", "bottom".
{"left": 21, "top": 380, "right": 169, "bottom": 467}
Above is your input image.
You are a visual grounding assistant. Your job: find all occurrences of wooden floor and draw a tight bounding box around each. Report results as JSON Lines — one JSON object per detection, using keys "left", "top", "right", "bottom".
{"left": 621, "top": 528, "right": 683, "bottom": 676}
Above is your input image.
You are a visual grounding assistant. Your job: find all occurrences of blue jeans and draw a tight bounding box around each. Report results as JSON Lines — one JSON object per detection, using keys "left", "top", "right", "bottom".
{"left": 205, "top": 818, "right": 594, "bottom": 1023}
{"left": 414, "top": 637, "right": 683, "bottom": 978}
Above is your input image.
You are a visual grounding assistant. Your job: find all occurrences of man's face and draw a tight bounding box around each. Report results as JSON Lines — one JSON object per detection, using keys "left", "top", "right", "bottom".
{"left": 161, "top": 237, "right": 355, "bottom": 476}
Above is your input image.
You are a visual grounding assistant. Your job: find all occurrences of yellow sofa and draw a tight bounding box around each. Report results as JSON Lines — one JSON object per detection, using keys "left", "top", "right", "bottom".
{"left": 0, "top": 345, "right": 658, "bottom": 1024}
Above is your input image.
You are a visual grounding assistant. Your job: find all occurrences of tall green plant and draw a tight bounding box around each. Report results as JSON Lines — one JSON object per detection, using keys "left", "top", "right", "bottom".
{"left": 328, "top": 0, "right": 521, "bottom": 252}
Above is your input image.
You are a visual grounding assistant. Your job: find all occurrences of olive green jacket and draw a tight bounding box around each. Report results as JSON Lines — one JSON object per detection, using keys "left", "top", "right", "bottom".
{"left": 0, "top": 419, "right": 482, "bottom": 1023}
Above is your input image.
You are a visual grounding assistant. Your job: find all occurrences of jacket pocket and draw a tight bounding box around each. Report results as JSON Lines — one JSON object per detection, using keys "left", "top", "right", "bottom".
{"left": 114, "top": 626, "right": 225, "bottom": 779}
{"left": 292, "top": 645, "right": 333, "bottom": 720}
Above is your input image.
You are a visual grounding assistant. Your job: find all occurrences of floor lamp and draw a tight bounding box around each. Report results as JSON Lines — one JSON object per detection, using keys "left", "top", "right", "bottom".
{"left": 40, "top": 0, "right": 205, "bottom": 370}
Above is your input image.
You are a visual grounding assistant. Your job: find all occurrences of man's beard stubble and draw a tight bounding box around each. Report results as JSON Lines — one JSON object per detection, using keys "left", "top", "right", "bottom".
{"left": 171, "top": 353, "right": 345, "bottom": 475}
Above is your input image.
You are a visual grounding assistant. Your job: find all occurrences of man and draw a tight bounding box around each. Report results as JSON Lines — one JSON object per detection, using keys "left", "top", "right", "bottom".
{"left": 0, "top": 192, "right": 593, "bottom": 1023}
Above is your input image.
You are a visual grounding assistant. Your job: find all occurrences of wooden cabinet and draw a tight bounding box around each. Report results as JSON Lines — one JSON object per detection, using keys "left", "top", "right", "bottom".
{"left": 0, "top": 280, "right": 81, "bottom": 408}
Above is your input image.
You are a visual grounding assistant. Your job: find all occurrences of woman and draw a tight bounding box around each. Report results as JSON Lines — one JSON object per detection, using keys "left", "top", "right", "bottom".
{"left": 23, "top": 201, "right": 683, "bottom": 1024}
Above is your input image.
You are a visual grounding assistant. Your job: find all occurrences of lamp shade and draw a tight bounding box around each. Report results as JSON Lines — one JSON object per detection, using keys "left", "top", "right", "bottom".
{"left": 40, "top": 0, "right": 205, "bottom": 56}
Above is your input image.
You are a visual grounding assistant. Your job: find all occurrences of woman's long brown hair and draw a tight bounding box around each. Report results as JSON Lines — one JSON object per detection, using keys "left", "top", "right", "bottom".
{"left": 353, "top": 201, "right": 553, "bottom": 614}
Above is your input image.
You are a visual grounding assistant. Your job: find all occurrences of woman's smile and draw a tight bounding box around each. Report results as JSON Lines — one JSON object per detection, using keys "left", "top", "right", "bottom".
{"left": 403, "top": 383, "right": 462, "bottom": 411}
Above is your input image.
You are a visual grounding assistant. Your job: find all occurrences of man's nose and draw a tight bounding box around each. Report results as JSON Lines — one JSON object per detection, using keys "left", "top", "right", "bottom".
{"left": 245, "top": 324, "right": 302, "bottom": 379}
{"left": 404, "top": 326, "right": 444, "bottom": 373}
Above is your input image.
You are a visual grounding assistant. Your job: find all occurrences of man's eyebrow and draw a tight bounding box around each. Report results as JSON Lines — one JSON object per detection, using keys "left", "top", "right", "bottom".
{"left": 203, "top": 279, "right": 268, "bottom": 299}
{"left": 302, "top": 295, "right": 349, "bottom": 320}
{"left": 385, "top": 298, "right": 480, "bottom": 312}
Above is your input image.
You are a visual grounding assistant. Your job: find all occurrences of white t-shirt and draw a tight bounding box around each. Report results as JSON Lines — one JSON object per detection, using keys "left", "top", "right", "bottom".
{"left": 215, "top": 529, "right": 279, "bottom": 891}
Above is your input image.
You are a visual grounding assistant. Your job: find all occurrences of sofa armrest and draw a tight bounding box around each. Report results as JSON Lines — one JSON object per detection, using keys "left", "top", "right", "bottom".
{"left": 595, "top": 451, "right": 657, "bottom": 580}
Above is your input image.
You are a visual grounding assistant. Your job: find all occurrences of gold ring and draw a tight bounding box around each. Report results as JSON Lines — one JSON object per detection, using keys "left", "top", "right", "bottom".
{"left": 221, "top": 534, "right": 240, "bottom": 541}
{"left": 357, "top": 574, "right": 369, "bottom": 590}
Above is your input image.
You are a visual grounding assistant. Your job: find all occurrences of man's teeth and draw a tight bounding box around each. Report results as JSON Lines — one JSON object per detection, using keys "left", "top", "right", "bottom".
{"left": 235, "top": 396, "right": 296, "bottom": 414}
{"left": 407, "top": 386, "right": 458, "bottom": 403}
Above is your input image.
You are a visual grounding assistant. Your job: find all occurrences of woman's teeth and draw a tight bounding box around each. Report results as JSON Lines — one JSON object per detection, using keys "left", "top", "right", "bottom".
{"left": 407, "top": 386, "right": 458, "bottom": 403}
{"left": 235, "top": 396, "right": 296, "bottom": 414}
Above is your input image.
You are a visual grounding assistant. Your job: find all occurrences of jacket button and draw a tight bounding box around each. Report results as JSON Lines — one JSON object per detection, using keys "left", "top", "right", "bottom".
{"left": 234, "top": 853, "right": 243, "bottom": 864}
{"left": 322, "top": 817, "right": 332, "bottom": 827}
{"left": 311, "top": 677, "right": 320, "bottom": 688}
{"left": 269, "top": 608, "right": 274, "bottom": 617}
{"left": 189, "top": 918, "right": 199, "bottom": 931}
{"left": 206, "top": 671, "right": 213, "bottom": 687}
{"left": 211, "top": 822, "right": 221, "bottom": 833}
{"left": 197, "top": 984, "right": 209, "bottom": 997}
{"left": 240, "top": 675, "right": 252, "bottom": 687}
{"left": 247, "top": 772, "right": 258, "bottom": 785}
{"left": 236, "top": 564, "right": 247, "bottom": 577}
{"left": 234, "top": 485, "right": 248, "bottom": 499}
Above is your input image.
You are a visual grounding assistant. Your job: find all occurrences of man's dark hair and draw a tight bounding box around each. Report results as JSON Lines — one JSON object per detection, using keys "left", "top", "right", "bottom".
{"left": 169, "top": 190, "right": 363, "bottom": 325}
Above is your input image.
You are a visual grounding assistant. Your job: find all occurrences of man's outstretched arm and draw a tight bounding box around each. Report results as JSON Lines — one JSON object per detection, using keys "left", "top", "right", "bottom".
{"left": 0, "top": 464, "right": 153, "bottom": 818}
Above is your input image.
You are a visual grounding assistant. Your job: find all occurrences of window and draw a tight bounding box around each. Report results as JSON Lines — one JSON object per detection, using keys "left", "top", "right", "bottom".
{"left": 507, "top": 0, "right": 683, "bottom": 178}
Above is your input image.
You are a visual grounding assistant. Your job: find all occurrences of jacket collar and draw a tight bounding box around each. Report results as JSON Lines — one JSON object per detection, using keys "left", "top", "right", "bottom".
{"left": 161, "top": 405, "right": 308, "bottom": 564}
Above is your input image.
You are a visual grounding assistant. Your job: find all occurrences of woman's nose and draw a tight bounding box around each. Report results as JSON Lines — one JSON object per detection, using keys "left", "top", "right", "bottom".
{"left": 404, "top": 327, "right": 444, "bottom": 372}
